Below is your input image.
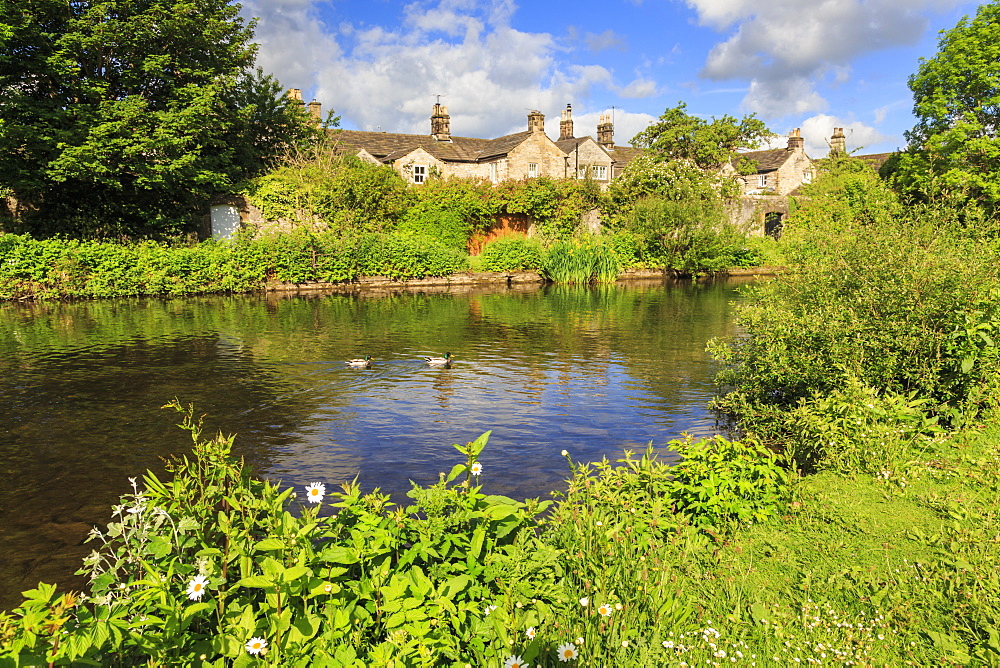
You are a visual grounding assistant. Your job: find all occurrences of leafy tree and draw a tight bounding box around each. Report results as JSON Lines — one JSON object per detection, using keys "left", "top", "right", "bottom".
{"left": 631, "top": 102, "right": 771, "bottom": 171}
{"left": 894, "top": 1, "right": 1000, "bottom": 215}
{"left": 0, "top": 0, "right": 316, "bottom": 237}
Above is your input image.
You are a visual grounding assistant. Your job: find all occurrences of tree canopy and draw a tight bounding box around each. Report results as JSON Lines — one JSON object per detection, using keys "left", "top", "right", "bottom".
{"left": 630, "top": 102, "right": 771, "bottom": 171}
{"left": 0, "top": 0, "right": 317, "bottom": 237}
{"left": 894, "top": 0, "right": 1000, "bottom": 215}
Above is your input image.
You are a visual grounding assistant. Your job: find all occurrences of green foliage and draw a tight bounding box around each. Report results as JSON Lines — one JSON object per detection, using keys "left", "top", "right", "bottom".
{"left": 494, "top": 178, "right": 602, "bottom": 239}
{"left": 894, "top": 0, "right": 1000, "bottom": 216}
{"left": 631, "top": 102, "right": 772, "bottom": 170}
{"left": 398, "top": 178, "right": 499, "bottom": 251}
{"left": 617, "top": 196, "right": 754, "bottom": 274}
{"left": 605, "top": 155, "right": 735, "bottom": 219}
{"left": 664, "top": 435, "right": 789, "bottom": 525}
{"left": 710, "top": 163, "right": 1000, "bottom": 471}
{"left": 0, "top": 0, "right": 316, "bottom": 237}
{"left": 245, "top": 152, "right": 413, "bottom": 235}
{"left": 541, "top": 236, "right": 622, "bottom": 284}
{"left": 479, "top": 235, "right": 545, "bottom": 271}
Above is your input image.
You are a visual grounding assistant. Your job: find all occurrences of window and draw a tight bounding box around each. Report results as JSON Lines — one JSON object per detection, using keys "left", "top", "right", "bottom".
{"left": 489, "top": 162, "right": 498, "bottom": 183}
{"left": 577, "top": 166, "right": 587, "bottom": 179}
{"left": 528, "top": 162, "right": 538, "bottom": 178}
{"left": 592, "top": 165, "right": 607, "bottom": 180}
{"left": 758, "top": 174, "right": 768, "bottom": 188}
{"left": 802, "top": 169, "right": 813, "bottom": 184}
{"left": 413, "top": 164, "right": 427, "bottom": 184}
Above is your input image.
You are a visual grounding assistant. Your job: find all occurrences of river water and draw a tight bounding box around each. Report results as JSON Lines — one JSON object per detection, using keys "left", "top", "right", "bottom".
{"left": 0, "top": 279, "right": 746, "bottom": 609}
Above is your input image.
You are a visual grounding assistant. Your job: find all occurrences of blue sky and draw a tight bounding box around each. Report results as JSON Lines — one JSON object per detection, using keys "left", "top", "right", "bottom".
{"left": 240, "top": 0, "right": 984, "bottom": 156}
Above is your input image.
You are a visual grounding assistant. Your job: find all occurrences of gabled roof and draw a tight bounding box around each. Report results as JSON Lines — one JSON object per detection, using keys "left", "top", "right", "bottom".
{"left": 331, "top": 129, "right": 534, "bottom": 164}
{"left": 555, "top": 137, "right": 591, "bottom": 153}
{"left": 733, "top": 148, "right": 798, "bottom": 173}
{"left": 605, "top": 145, "right": 644, "bottom": 167}
{"left": 854, "top": 152, "right": 894, "bottom": 171}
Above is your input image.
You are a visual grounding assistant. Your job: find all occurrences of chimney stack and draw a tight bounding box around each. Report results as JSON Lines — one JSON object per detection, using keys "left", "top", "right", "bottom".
{"left": 830, "top": 127, "right": 846, "bottom": 155}
{"left": 307, "top": 99, "right": 322, "bottom": 125}
{"left": 787, "top": 128, "right": 804, "bottom": 151}
{"left": 559, "top": 104, "right": 574, "bottom": 141}
{"left": 528, "top": 110, "right": 545, "bottom": 134}
{"left": 597, "top": 113, "right": 614, "bottom": 148}
{"left": 287, "top": 88, "right": 303, "bottom": 103}
{"left": 431, "top": 103, "right": 451, "bottom": 141}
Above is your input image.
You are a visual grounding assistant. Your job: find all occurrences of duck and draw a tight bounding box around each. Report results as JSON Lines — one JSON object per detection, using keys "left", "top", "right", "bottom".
{"left": 424, "top": 352, "right": 452, "bottom": 366}
{"left": 345, "top": 355, "right": 373, "bottom": 368}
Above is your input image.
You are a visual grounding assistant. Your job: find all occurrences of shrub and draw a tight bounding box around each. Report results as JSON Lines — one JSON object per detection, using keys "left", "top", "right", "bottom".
{"left": 479, "top": 235, "right": 544, "bottom": 271}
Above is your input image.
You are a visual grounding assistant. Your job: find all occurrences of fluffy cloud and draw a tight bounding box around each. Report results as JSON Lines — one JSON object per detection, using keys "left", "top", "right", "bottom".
{"left": 684, "top": 0, "right": 966, "bottom": 117}
{"left": 241, "top": 0, "right": 627, "bottom": 139}
{"left": 795, "top": 114, "right": 893, "bottom": 156}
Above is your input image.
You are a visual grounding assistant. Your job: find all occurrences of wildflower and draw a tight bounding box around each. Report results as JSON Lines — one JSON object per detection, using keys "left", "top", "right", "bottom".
{"left": 557, "top": 643, "right": 579, "bottom": 661}
{"left": 715, "top": 650, "right": 726, "bottom": 658}
{"left": 503, "top": 655, "right": 527, "bottom": 668}
{"left": 561, "top": 450, "right": 569, "bottom": 456}
{"left": 526, "top": 627, "right": 536, "bottom": 639}
{"left": 186, "top": 575, "right": 209, "bottom": 601}
{"left": 615, "top": 603, "right": 622, "bottom": 610}
{"left": 323, "top": 584, "right": 333, "bottom": 593}
{"left": 471, "top": 462, "right": 483, "bottom": 476}
{"left": 576, "top": 637, "right": 584, "bottom": 645}
{"left": 245, "top": 637, "right": 267, "bottom": 655}
{"left": 485, "top": 604, "right": 498, "bottom": 615}
{"left": 597, "top": 603, "right": 612, "bottom": 617}
{"left": 579, "top": 596, "right": 589, "bottom": 607}
{"left": 621, "top": 640, "right": 629, "bottom": 648}
{"left": 663, "top": 640, "right": 675, "bottom": 649}
{"left": 305, "top": 482, "right": 326, "bottom": 503}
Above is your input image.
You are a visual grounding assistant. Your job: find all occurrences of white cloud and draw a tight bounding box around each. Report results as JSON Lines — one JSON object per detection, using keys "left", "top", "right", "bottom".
{"left": 684, "top": 0, "right": 967, "bottom": 118}
{"left": 618, "top": 77, "right": 659, "bottom": 99}
{"left": 241, "top": 0, "right": 633, "bottom": 139}
{"left": 798, "top": 114, "right": 892, "bottom": 156}
{"left": 584, "top": 29, "right": 626, "bottom": 52}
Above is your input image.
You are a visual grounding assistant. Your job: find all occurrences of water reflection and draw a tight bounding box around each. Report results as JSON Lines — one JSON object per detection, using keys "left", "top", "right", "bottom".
{"left": 0, "top": 279, "right": 747, "bottom": 609}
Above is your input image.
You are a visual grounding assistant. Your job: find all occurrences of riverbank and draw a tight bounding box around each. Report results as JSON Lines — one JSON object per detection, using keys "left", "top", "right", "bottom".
{"left": 0, "top": 232, "right": 779, "bottom": 301}
{"left": 2, "top": 406, "right": 995, "bottom": 664}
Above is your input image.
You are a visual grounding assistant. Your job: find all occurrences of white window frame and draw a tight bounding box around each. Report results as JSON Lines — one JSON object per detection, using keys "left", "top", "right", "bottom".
{"left": 413, "top": 164, "right": 427, "bottom": 184}
{"left": 802, "top": 169, "right": 813, "bottom": 184}
{"left": 592, "top": 165, "right": 607, "bottom": 180}
{"left": 758, "top": 173, "right": 768, "bottom": 188}
{"left": 528, "top": 162, "right": 538, "bottom": 178}
{"left": 489, "top": 162, "right": 498, "bottom": 183}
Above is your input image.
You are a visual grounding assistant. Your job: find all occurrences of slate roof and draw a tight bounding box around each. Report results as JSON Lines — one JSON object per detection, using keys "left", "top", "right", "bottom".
{"left": 854, "top": 152, "right": 894, "bottom": 171}
{"left": 330, "top": 129, "right": 533, "bottom": 164}
{"left": 733, "top": 148, "right": 796, "bottom": 173}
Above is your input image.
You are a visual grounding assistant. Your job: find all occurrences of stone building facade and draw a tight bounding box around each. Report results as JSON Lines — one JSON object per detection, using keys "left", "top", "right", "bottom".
{"left": 321, "top": 99, "right": 639, "bottom": 188}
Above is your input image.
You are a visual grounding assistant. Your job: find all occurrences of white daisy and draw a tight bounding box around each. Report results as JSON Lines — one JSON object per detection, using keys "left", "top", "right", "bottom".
{"left": 503, "top": 656, "right": 526, "bottom": 668}
{"left": 526, "top": 626, "right": 536, "bottom": 639}
{"left": 579, "top": 596, "right": 589, "bottom": 607}
{"left": 557, "top": 642, "right": 579, "bottom": 661}
{"left": 305, "top": 482, "right": 326, "bottom": 503}
{"left": 470, "top": 462, "right": 482, "bottom": 476}
{"left": 597, "top": 603, "right": 612, "bottom": 617}
{"left": 186, "top": 575, "right": 209, "bottom": 600}
{"left": 245, "top": 637, "right": 267, "bottom": 655}
{"left": 484, "top": 604, "right": 498, "bottom": 615}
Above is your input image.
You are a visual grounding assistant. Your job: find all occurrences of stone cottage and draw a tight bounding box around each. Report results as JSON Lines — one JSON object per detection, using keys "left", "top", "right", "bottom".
{"left": 318, "top": 99, "right": 639, "bottom": 188}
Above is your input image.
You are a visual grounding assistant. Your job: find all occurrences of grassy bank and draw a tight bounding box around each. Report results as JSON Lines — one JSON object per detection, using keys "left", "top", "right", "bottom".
{"left": 0, "top": 229, "right": 767, "bottom": 301}
{"left": 1, "top": 401, "right": 997, "bottom": 665}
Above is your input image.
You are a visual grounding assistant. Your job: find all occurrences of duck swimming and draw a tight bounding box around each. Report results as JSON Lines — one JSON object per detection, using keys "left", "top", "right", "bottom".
{"left": 346, "top": 355, "right": 373, "bottom": 368}
{"left": 424, "top": 352, "right": 452, "bottom": 366}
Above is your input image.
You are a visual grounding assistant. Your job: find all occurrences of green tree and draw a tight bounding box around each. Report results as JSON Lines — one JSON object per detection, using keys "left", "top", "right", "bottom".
{"left": 0, "top": 0, "right": 315, "bottom": 238}
{"left": 631, "top": 102, "right": 771, "bottom": 170}
{"left": 894, "top": 1, "right": 1000, "bottom": 215}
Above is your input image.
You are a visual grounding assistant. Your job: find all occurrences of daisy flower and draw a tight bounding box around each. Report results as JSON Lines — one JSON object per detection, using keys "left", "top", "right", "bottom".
{"left": 526, "top": 626, "right": 536, "bottom": 639}
{"left": 186, "top": 574, "right": 209, "bottom": 601}
{"left": 597, "top": 603, "right": 612, "bottom": 617}
{"left": 470, "top": 462, "right": 482, "bottom": 476}
{"left": 579, "top": 596, "right": 589, "bottom": 607}
{"left": 245, "top": 637, "right": 267, "bottom": 655}
{"left": 557, "top": 642, "right": 579, "bottom": 661}
{"left": 305, "top": 482, "right": 326, "bottom": 503}
{"left": 484, "top": 604, "right": 498, "bottom": 615}
{"left": 504, "top": 656, "right": 526, "bottom": 668}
